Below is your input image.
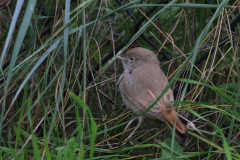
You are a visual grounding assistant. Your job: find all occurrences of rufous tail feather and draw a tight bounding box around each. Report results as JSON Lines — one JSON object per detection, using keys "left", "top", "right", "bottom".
{"left": 162, "top": 109, "right": 188, "bottom": 140}
{"left": 145, "top": 88, "right": 197, "bottom": 140}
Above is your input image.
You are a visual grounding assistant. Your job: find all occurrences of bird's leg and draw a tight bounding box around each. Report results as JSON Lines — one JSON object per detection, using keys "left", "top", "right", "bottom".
{"left": 122, "top": 116, "right": 144, "bottom": 145}
{"left": 121, "top": 119, "right": 135, "bottom": 145}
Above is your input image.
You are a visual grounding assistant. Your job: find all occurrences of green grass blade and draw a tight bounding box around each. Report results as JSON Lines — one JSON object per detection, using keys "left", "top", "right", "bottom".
{"left": 0, "top": 0, "right": 37, "bottom": 138}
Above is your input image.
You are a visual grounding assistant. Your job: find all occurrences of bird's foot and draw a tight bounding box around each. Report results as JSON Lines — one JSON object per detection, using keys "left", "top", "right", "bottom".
{"left": 123, "top": 136, "right": 134, "bottom": 145}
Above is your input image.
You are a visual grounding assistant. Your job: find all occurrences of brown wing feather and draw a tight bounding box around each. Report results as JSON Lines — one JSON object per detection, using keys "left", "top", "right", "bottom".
{"left": 120, "top": 64, "right": 168, "bottom": 120}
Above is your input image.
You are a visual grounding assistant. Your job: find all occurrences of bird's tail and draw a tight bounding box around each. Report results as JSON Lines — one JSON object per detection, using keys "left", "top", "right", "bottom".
{"left": 162, "top": 109, "right": 195, "bottom": 141}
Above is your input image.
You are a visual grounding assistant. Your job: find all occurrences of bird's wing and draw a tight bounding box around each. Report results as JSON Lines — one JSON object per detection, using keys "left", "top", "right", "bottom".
{"left": 119, "top": 63, "right": 188, "bottom": 138}
{"left": 119, "top": 64, "right": 174, "bottom": 118}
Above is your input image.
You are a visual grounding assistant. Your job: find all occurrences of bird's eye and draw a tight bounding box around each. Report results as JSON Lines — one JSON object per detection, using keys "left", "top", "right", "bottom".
{"left": 130, "top": 57, "right": 135, "bottom": 61}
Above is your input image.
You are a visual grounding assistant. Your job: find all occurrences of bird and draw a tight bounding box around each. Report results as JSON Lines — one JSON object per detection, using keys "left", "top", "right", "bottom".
{"left": 117, "top": 47, "right": 195, "bottom": 142}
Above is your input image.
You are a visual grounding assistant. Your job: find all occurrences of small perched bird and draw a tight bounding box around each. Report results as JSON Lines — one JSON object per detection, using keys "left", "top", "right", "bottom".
{"left": 117, "top": 47, "right": 194, "bottom": 141}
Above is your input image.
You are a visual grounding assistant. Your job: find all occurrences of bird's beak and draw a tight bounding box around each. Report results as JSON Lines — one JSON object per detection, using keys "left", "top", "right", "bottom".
{"left": 117, "top": 56, "right": 126, "bottom": 60}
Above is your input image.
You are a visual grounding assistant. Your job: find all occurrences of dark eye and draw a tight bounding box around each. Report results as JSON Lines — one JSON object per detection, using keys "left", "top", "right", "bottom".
{"left": 130, "top": 57, "right": 135, "bottom": 61}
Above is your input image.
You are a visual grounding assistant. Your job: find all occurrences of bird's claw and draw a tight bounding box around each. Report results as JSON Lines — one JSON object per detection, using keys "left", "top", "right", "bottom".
{"left": 123, "top": 136, "right": 134, "bottom": 145}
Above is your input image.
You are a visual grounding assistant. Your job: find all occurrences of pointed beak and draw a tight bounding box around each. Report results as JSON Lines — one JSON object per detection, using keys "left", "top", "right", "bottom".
{"left": 117, "top": 56, "right": 126, "bottom": 60}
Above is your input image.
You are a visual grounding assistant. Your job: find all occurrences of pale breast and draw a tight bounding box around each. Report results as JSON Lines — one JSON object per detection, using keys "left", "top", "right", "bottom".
{"left": 119, "top": 72, "right": 157, "bottom": 119}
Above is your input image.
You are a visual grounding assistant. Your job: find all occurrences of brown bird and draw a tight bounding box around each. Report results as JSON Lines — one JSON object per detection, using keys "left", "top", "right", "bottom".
{"left": 117, "top": 47, "right": 195, "bottom": 142}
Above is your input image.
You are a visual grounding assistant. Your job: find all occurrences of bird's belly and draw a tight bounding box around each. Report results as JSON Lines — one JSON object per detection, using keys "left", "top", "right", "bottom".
{"left": 122, "top": 93, "right": 154, "bottom": 119}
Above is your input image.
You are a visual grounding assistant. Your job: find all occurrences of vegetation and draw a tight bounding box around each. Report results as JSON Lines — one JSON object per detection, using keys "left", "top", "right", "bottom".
{"left": 0, "top": 0, "right": 240, "bottom": 159}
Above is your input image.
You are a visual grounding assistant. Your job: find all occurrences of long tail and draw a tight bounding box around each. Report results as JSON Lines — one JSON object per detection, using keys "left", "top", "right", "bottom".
{"left": 145, "top": 88, "right": 195, "bottom": 140}
{"left": 162, "top": 109, "right": 195, "bottom": 141}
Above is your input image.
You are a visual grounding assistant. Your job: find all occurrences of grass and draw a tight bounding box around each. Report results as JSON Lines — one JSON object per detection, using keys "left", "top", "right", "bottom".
{"left": 0, "top": 0, "right": 240, "bottom": 159}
